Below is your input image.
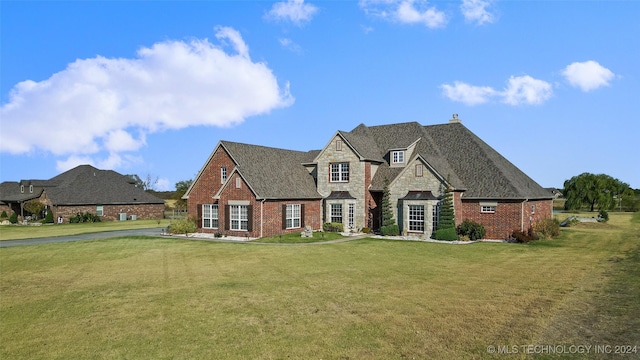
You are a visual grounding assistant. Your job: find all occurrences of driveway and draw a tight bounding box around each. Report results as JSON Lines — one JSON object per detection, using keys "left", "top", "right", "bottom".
{"left": 0, "top": 228, "right": 166, "bottom": 248}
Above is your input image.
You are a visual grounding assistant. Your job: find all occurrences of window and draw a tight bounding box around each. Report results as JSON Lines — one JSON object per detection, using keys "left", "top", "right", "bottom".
{"left": 415, "top": 164, "right": 423, "bottom": 177}
{"left": 96, "top": 205, "right": 104, "bottom": 217}
{"left": 285, "top": 204, "right": 301, "bottom": 229}
{"left": 392, "top": 151, "right": 404, "bottom": 164}
{"left": 221, "top": 167, "right": 227, "bottom": 184}
{"left": 20, "top": 185, "right": 24, "bottom": 193}
{"left": 481, "top": 205, "right": 496, "bottom": 213}
{"left": 408, "top": 205, "right": 424, "bottom": 232}
{"left": 29, "top": 185, "right": 34, "bottom": 193}
{"left": 432, "top": 203, "right": 439, "bottom": 231}
{"left": 230, "top": 205, "right": 249, "bottom": 231}
{"left": 348, "top": 203, "right": 355, "bottom": 229}
{"left": 336, "top": 140, "right": 343, "bottom": 151}
{"left": 235, "top": 177, "right": 241, "bottom": 188}
{"left": 202, "top": 204, "right": 219, "bottom": 229}
{"left": 330, "top": 203, "right": 342, "bottom": 223}
{"left": 330, "top": 163, "right": 349, "bottom": 182}
{"left": 531, "top": 205, "right": 536, "bottom": 214}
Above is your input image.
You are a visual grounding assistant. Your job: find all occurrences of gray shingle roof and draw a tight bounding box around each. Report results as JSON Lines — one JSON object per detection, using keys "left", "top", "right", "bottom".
{"left": 348, "top": 121, "right": 551, "bottom": 199}
{"left": 221, "top": 141, "right": 321, "bottom": 200}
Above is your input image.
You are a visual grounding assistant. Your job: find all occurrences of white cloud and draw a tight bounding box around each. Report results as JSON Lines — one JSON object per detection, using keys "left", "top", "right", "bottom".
{"left": 156, "top": 178, "right": 171, "bottom": 192}
{"left": 359, "top": 0, "right": 447, "bottom": 28}
{"left": 562, "top": 60, "right": 614, "bottom": 92}
{"left": 440, "top": 81, "right": 496, "bottom": 105}
{"left": 501, "top": 75, "right": 553, "bottom": 105}
{"left": 460, "top": 0, "right": 495, "bottom": 25}
{"left": 1, "top": 26, "right": 294, "bottom": 170}
{"left": 279, "top": 38, "right": 303, "bottom": 54}
{"left": 441, "top": 75, "right": 553, "bottom": 106}
{"left": 266, "top": 0, "right": 318, "bottom": 26}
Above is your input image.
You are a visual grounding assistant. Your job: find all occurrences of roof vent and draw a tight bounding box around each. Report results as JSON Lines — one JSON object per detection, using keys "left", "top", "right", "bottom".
{"left": 449, "top": 114, "right": 461, "bottom": 123}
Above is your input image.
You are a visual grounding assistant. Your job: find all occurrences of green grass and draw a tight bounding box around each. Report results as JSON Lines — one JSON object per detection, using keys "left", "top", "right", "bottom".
{"left": 0, "top": 219, "right": 171, "bottom": 241}
{"left": 1, "top": 213, "right": 638, "bottom": 359}
{"left": 254, "top": 230, "right": 346, "bottom": 243}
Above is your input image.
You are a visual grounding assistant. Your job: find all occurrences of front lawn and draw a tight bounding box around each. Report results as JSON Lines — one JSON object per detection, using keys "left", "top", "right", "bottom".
{"left": 1, "top": 213, "right": 638, "bottom": 359}
{"left": 0, "top": 219, "right": 171, "bottom": 241}
{"left": 254, "top": 230, "right": 346, "bottom": 243}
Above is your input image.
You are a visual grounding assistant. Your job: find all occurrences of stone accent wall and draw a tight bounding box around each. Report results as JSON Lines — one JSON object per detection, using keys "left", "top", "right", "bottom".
{"left": 459, "top": 199, "right": 553, "bottom": 239}
{"left": 316, "top": 135, "right": 367, "bottom": 229}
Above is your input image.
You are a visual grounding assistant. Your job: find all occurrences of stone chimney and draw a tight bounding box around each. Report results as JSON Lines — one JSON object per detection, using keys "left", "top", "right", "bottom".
{"left": 449, "top": 114, "right": 461, "bottom": 124}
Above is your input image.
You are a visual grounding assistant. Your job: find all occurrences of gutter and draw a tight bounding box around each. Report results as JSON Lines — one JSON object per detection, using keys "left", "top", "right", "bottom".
{"left": 260, "top": 199, "right": 266, "bottom": 239}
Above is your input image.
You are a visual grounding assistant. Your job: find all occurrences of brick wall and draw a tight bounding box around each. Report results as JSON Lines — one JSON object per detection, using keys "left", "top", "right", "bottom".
{"left": 53, "top": 203, "right": 164, "bottom": 222}
{"left": 459, "top": 199, "right": 553, "bottom": 239}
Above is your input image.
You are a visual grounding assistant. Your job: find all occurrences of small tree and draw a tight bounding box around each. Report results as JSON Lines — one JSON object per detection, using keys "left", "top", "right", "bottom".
{"left": 44, "top": 210, "right": 54, "bottom": 224}
{"left": 434, "top": 186, "right": 457, "bottom": 240}
{"left": 9, "top": 212, "right": 18, "bottom": 224}
{"left": 380, "top": 179, "right": 399, "bottom": 236}
{"left": 0, "top": 210, "right": 7, "bottom": 219}
{"left": 24, "top": 199, "right": 45, "bottom": 220}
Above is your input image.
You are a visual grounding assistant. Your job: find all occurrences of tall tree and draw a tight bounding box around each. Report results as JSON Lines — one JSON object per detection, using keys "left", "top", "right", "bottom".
{"left": 173, "top": 179, "right": 193, "bottom": 211}
{"left": 563, "top": 173, "right": 631, "bottom": 211}
{"left": 437, "top": 186, "right": 455, "bottom": 230}
{"left": 381, "top": 179, "right": 395, "bottom": 227}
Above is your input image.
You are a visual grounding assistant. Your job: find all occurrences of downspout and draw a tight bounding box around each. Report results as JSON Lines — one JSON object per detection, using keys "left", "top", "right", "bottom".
{"left": 260, "top": 199, "right": 266, "bottom": 239}
{"left": 521, "top": 199, "right": 528, "bottom": 232}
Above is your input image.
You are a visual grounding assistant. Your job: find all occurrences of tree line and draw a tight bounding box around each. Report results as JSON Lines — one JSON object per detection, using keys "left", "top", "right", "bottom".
{"left": 563, "top": 173, "right": 638, "bottom": 212}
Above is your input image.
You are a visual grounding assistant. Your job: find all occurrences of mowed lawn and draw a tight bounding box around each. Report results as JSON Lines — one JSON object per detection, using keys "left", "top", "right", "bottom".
{"left": 1, "top": 214, "right": 638, "bottom": 359}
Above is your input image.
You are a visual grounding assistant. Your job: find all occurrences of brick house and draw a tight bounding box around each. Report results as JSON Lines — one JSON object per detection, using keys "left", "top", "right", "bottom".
{"left": 0, "top": 165, "right": 165, "bottom": 222}
{"left": 184, "top": 117, "right": 553, "bottom": 239}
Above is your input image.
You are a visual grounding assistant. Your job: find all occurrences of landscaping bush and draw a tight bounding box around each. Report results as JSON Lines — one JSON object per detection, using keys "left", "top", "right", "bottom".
{"left": 433, "top": 227, "right": 458, "bottom": 241}
{"left": 323, "top": 222, "right": 344, "bottom": 233}
{"left": 380, "top": 224, "right": 399, "bottom": 236}
{"left": 9, "top": 213, "right": 18, "bottom": 224}
{"left": 456, "top": 220, "right": 486, "bottom": 241}
{"left": 361, "top": 227, "right": 371, "bottom": 234}
{"left": 167, "top": 218, "right": 196, "bottom": 235}
{"left": 509, "top": 227, "right": 539, "bottom": 243}
{"left": 598, "top": 209, "right": 609, "bottom": 222}
{"left": 534, "top": 218, "right": 560, "bottom": 239}
{"left": 0, "top": 210, "right": 7, "bottom": 219}
{"left": 69, "top": 212, "right": 101, "bottom": 223}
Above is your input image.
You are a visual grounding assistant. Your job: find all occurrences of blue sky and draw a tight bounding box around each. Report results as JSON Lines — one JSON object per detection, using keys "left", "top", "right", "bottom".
{"left": 2, "top": 0, "right": 639, "bottom": 190}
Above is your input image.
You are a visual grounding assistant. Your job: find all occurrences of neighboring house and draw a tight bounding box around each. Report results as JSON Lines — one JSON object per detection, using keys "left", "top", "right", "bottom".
{"left": 184, "top": 117, "right": 553, "bottom": 239}
{"left": 0, "top": 165, "right": 165, "bottom": 222}
{"left": 545, "top": 187, "right": 564, "bottom": 198}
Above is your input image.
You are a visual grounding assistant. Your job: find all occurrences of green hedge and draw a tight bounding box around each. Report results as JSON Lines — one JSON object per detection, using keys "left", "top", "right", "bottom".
{"left": 380, "top": 224, "right": 399, "bottom": 236}
{"left": 323, "top": 222, "right": 344, "bottom": 233}
{"left": 433, "top": 227, "right": 458, "bottom": 241}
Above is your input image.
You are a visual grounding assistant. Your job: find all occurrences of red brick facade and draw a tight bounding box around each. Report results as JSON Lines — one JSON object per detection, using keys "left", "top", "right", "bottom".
{"left": 188, "top": 146, "right": 322, "bottom": 238}
{"left": 52, "top": 203, "right": 164, "bottom": 223}
{"left": 458, "top": 199, "right": 553, "bottom": 239}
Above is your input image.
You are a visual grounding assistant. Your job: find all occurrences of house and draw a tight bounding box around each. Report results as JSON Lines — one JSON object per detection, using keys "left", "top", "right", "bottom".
{"left": 184, "top": 117, "right": 553, "bottom": 239}
{"left": 0, "top": 165, "right": 165, "bottom": 222}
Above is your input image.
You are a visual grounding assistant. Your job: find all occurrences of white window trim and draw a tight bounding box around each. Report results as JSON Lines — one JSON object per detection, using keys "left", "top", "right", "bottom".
{"left": 286, "top": 204, "right": 301, "bottom": 229}
{"left": 392, "top": 151, "right": 405, "bottom": 164}
{"left": 481, "top": 205, "right": 496, "bottom": 213}
{"left": 330, "top": 203, "right": 343, "bottom": 223}
{"left": 408, "top": 205, "right": 425, "bottom": 232}
{"left": 221, "top": 167, "right": 227, "bottom": 184}
{"left": 330, "top": 163, "right": 349, "bottom": 183}
{"left": 96, "top": 205, "right": 104, "bottom": 217}
{"left": 202, "top": 204, "right": 219, "bottom": 229}
{"left": 230, "top": 205, "right": 248, "bottom": 231}
{"left": 348, "top": 203, "right": 355, "bottom": 229}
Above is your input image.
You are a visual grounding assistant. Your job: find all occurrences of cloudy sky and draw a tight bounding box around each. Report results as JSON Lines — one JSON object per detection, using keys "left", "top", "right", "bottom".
{"left": 2, "top": 0, "right": 639, "bottom": 190}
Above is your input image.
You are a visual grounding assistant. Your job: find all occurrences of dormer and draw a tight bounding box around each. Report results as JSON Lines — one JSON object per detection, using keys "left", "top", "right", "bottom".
{"left": 388, "top": 138, "right": 420, "bottom": 168}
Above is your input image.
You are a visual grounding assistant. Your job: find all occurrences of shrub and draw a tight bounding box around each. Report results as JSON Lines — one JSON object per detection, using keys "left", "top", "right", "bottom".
{"left": 534, "top": 218, "right": 560, "bottom": 239}
{"left": 509, "top": 227, "right": 538, "bottom": 243}
{"left": 457, "top": 220, "right": 486, "bottom": 240}
{"left": 597, "top": 209, "right": 609, "bottom": 222}
{"left": 0, "top": 210, "right": 7, "bottom": 219}
{"left": 167, "top": 218, "right": 196, "bottom": 234}
{"left": 44, "top": 210, "right": 54, "bottom": 224}
{"left": 380, "top": 224, "right": 399, "bottom": 236}
{"left": 9, "top": 213, "right": 18, "bottom": 224}
{"left": 69, "top": 212, "right": 101, "bottom": 223}
{"left": 434, "top": 227, "right": 458, "bottom": 241}
{"left": 323, "top": 222, "right": 344, "bottom": 233}
{"left": 361, "top": 227, "right": 371, "bottom": 234}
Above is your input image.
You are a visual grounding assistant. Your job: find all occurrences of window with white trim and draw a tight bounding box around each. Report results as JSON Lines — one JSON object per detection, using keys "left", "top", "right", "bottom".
{"left": 96, "top": 205, "right": 104, "bottom": 217}
{"left": 481, "top": 205, "right": 496, "bottom": 213}
{"left": 330, "top": 163, "right": 349, "bottom": 182}
{"left": 230, "top": 205, "right": 248, "bottom": 231}
{"left": 408, "top": 205, "right": 424, "bottom": 232}
{"left": 235, "top": 177, "right": 241, "bottom": 188}
{"left": 202, "top": 204, "right": 219, "bottom": 229}
{"left": 29, "top": 185, "right": 34, "bottom": 193}
{"left": 348, "top": 203, "right": 355, "bottom": 228}
{"left": 286, "top": 204, "right": 301, "bottom": 229}
{"left": 392, "top": 151, "right": 404, "bottom": 164}
{"left": 531, "top": 205, "right": 536, "bottom": 214}
{"left": 432, "top": 203, "right": 439, "bottom": 231}
{"left": 330, "top": 203, "right": 342, "bottom": 223}
{"left": 20, "top": 185, "right": 24, "bottom": 193}
{"left": 221, "top": 167, "right": 227, "bottom": 184}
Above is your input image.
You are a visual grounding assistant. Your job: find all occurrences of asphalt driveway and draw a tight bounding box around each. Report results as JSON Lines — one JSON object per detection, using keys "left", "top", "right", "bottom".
{"left": 0, "top": 228, "right": 166, "bottom": 248}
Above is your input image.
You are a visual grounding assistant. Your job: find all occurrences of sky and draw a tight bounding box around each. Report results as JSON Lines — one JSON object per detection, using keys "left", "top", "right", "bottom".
{"left": 1, "top": 0, "right": 639, "bottom": 191}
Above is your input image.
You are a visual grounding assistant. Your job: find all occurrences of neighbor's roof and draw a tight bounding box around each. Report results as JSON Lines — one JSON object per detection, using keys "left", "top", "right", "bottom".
{"left": 45, "top": 165, "right": 164, "bottom": 205}
{"left": 221, "top": 141, "right": 321, "bottom": 200}
{"left": 345, "top": 121, "right": 551, "bottom": 199}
